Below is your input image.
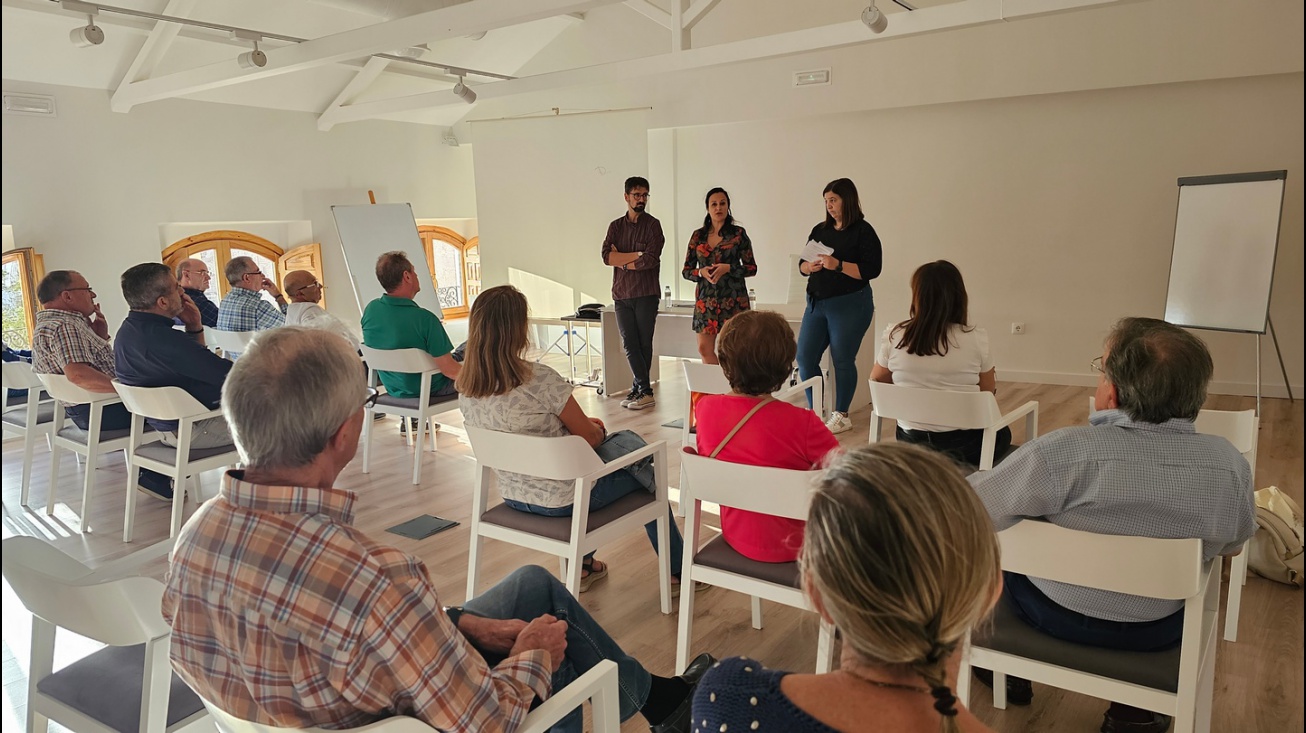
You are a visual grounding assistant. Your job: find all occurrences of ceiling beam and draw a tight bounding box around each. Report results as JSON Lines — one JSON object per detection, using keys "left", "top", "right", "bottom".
{"left": 109, "top": 0, "right": 622, "bottom": 112}
{"left": 318, "top": 56, "right": 391, "bottom": 132}
{"left": 671, "top": 0, "right": 686, "bottom": 51}
{"left": 327, "top": 0, "right": 1135, "bottom": 126}
{"left": 623, "top": 0, "right": 670, "bottom": 29}
{"left": 682, "top": 0, "right": 721, "bottom": 31}
{"left": 110, "top": 0, "right": 197, "bottom": 112}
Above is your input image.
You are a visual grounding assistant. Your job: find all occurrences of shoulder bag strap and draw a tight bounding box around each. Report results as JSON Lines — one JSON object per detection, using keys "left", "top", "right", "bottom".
{"left": 708, "top": 396, "right": 774, "bottom": 459}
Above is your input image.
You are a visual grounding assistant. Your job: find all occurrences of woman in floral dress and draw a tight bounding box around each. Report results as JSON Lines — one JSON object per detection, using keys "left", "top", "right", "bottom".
{"left": 681, "top": 187, "right": 758, "bottom": 363}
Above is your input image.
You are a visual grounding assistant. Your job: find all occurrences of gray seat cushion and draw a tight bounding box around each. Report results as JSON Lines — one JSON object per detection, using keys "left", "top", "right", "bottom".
{"left": 57, "top": 425, "right": 134, "bottom": 444}
{"left": 35, "top": 643, "right": 204, "bottom": 733}
{"left": 482, "top": 490, "right": 658, "bottom": 542}
{"left": 375, "top": 391, "right": 460, "bottom": 409}
{"left": 693, "top": 535, "right": 801, "bottom": 588}
{"left": 971, "top": 597, "right": 1182, "bottom": 693}
{"left": 135, "top": 442, "right": 237, "bottom": 464}
{"left": 2, "top": 402, "right": 55, "bottom": 427}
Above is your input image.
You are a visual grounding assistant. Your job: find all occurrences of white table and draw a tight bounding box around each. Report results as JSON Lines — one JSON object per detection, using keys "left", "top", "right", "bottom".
{"left": 600, "top": 301, "right": 875, "bottom": 412}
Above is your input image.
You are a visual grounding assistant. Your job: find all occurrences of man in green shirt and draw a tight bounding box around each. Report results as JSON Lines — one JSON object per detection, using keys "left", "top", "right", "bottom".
{"left": 360, "top": 251, "right": 461, "bottom": 399}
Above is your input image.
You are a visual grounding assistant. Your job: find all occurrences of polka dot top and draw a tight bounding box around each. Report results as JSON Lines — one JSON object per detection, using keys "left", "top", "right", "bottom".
{"left": 690, "top": 656, "right": 841, "bottom": 733}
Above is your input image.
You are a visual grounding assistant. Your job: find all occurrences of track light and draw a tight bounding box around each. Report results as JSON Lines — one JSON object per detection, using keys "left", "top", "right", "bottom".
{"left": 236, "top": 39, "right": 267, "bottom": 69}
{"left": 861, "top": 4, "right": 888, "bottom": 33}
{"left": 452, "top": 77, "right": 476, "bottom": 104}
{"left": 69, "top": 15, "right": 104, "bottom": 47}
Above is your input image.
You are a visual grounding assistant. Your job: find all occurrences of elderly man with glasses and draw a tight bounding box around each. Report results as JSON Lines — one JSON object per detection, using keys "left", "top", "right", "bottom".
{"left": 282, "top": 270, "right": 360, "bottom": 352}
{"left": 175, "top": 258, "right": 219, "bottom": 327}
{"left": 162, "top": 328, "right": 712, "bottom": 733}
{"left": 967, "top": 317, "right": 1255, "bottom": 733}
{"left": 216, "top": 256, "right": 287, "bottom": 358}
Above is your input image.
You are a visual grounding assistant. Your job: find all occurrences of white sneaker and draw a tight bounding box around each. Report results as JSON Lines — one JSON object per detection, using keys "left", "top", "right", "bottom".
{"left": 620, "top": 388, "right": 640, "bottom": 408}
{"left": 824, "top": 411, "right": 852, "bottom": 435}
{"left": 628, "top": 393, "right": 656, "bottom": 410}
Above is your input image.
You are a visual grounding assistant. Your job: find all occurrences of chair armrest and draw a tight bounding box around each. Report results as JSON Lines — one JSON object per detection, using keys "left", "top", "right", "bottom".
{"left": 992, "top": 400, "right": 1038, "bottom": 431}
{"left": 520, "top": 660, "right": 618, "bottom": 733}
{"left": 84, "top": 539, "right": 175, "bottom": 583}
{"left": 183, "top": 407, "right": 226, "bottom": 424}
{"left": 583, "top": 439, "right": 665, "bottom": 480}
{"left": 774, "top": 375, "right": 821, "bottom": 403}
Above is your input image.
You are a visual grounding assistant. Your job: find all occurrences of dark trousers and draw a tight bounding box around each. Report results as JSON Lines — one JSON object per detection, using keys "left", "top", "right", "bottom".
{"left": 614, "top": 295, "right": 658, "bottom": 395}
{"left": 896, "top": 425, "right": 1012, "bottom": 469}
{"left": 1003, "top": 571, "right": 1184, "bottom": 652}
{"left": 67, "top": 402, "right": 170, "bottom": 488}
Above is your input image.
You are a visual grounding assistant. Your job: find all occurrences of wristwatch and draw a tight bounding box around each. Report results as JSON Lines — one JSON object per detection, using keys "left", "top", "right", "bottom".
{"left": 444, "top": 605, "right": 465, "bottom": 628}
{"left": 835, "top": 259, "right": 844, "bottom": 273}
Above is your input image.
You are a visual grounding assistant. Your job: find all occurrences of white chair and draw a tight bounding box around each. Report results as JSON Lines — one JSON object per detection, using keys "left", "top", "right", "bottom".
{"left": 868, "top": 381, "right": 1038, "bottom": 471}
{"left": 359, "top": 345, "right": 459, "bottom": 485}
{"left": 2, "top": 360, "right": 56, "bottom": 505}
{"left": 958, "top": 521, "right": 1220, "bottom": 733}
{"left": 2, "top": 536, "right": 211, "bottom": 733}
{"left": 199, "top": 658, "right": 621, "bottom": 733}
{"left": 37, "top": 372, "right": 163, "bottom": 532}
{"left": 464, "top": 425, "right": 673, "bottom": 614}
{"left": 1087, "top": 400, "right": 1258, "bottom": 643}
{"left": 205, "top": 328, "right": 255, "bottom": 358}
{"left": 111, "top": 382, "right": 241, "bottom": 542}
{"left": 677, "top": 448, "right": 836, "bottom": 673}
{"left": 679, "top": 361, "right": 823, "bottom": 496}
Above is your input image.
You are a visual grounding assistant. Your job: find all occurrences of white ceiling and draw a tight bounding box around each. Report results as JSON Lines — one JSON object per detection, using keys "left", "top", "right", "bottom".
{"left": 0, "top": 0, "right": 1129, "bottom": 131}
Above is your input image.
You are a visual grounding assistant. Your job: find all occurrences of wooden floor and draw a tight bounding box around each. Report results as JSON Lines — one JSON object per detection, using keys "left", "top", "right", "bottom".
{"left": 2, "top": 358, "right": 1302, "bottom": 733}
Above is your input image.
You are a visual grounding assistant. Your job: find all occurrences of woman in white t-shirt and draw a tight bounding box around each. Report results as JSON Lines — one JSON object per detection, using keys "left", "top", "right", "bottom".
{"left": 458, "top": 285, "right": 686, "bottom": 594}
{"left": 869, "top": 260, "right": 1010, "bottom": 467}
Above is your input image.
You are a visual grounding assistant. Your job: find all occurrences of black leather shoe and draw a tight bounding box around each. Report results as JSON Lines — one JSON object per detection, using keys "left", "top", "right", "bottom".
{"left": 972, "top": 668, "right": 1033, "bottom": 706}
{"left": 1101, "top": 706, "right": 1172, "bottom": 733}
{"left": 649, "top": 654, "right": 717, "bottom": 733}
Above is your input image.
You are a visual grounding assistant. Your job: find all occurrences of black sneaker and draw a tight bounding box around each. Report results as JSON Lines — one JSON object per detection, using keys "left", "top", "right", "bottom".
{"left": 136, "top": 472, "right": 175, "bottom": 502}
{"left": 620, "top": 388, "right": 640, "bottom": 408}
{"left": 650, "top": 653, "right": 717, "bottom": 733}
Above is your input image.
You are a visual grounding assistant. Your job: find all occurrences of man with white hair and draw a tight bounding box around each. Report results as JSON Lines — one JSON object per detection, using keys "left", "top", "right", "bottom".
{"left": 162, "top": 328, "right": 711, "bottom": 733}
{"left": 281, "top": 269, "right": 360, "bottom": 351}
{"left": 216, "top": 256, "right": 286, "bottom": 358}
{"left": 175, "top": 258, "right": 218, "bottom": 327}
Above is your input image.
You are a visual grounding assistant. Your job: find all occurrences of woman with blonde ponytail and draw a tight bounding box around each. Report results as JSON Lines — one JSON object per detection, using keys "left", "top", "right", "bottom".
{"left": 690, "top": 443, "right": 1001, "bottom": 732}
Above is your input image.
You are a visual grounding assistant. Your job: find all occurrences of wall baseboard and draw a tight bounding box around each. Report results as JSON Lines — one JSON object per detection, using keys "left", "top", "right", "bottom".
{"left": 1002, "top": 370, "right": 1302, "bottom": 400}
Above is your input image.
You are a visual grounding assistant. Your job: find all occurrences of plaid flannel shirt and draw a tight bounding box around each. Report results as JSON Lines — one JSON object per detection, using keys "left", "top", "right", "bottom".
{"left": 31, "top": 308, "right": 115, "bottom": 379}
{"left": 162, "top": 472, "right": 550, "bottom": 733}
{"left": 216, "top": 287, "right": 286, "bottom": 332}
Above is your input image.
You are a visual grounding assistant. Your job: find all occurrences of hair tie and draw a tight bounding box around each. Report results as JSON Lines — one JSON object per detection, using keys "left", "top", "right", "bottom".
{"left": 931, "top": 686, "right": 959, "bottom": 717}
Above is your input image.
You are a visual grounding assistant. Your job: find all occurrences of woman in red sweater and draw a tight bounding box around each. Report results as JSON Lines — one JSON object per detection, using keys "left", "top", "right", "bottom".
{"left": 692, "top": 310, "right": 840, "bottom": 562}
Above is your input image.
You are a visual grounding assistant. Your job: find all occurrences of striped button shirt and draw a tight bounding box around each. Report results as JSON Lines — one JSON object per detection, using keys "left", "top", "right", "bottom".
{"left": 216, "top": 287, "right": 287, "bottom": 333}
{"left": 163, "top": 472, "right": 551, "bottom": 732}
{"left": 969, "top": 409, "right": 1255, "bottom": 622}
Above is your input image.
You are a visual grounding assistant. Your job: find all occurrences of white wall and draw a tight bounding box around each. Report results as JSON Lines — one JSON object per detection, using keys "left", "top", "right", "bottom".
{"left": 664, "top": 73, "right": 1304, "bottom": 397}
{"left": 0, "top": 81, "right": 476, "bottom": 329}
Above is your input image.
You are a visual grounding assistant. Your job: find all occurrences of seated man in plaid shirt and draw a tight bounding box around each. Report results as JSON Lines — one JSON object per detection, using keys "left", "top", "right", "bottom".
{"left": 163, "top": 327, "right": 711, "bottom": 733}
{"left": 215, "top": 255, "right": 287, "bottom": 358}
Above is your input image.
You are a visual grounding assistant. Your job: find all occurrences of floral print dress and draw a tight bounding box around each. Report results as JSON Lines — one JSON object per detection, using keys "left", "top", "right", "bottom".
{"left": 681, "top": 225, "right": 758, "bottom": 334}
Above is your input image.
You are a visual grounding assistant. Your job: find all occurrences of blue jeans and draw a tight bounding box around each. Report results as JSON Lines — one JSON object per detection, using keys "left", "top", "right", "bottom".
{"left": 461, "top": 565, "right": 652, "bottom": 733}
{"left": 1002, "top": 571, "right": 1183, "bottom": 652}
{"left": 504, "top": 430, "right": 685, "bottom": 576}
{"left": 797, "top": 288, "right": 875, "bottom": 413}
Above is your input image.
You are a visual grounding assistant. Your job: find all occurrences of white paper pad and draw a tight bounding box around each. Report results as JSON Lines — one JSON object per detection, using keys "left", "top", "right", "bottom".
{"left": 799, "top": 240, "right": 834, "bottom": 262}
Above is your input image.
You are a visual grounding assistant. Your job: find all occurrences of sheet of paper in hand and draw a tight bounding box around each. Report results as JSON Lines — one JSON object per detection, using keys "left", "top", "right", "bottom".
{"left": 800, "top": 240, "right": 835, "bottom": 262}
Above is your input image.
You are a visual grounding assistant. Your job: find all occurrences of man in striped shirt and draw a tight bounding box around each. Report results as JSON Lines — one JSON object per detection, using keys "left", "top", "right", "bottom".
{"left": 162, "top": 328, "right": 709, "bottom": 733}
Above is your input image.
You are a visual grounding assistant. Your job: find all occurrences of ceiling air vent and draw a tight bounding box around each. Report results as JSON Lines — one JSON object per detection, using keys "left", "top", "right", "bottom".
{"left": 793, "top": 69, "right": 831, "bottom": 87}
{"left": 3, "top": 93, "right": 57, "bottom": 117}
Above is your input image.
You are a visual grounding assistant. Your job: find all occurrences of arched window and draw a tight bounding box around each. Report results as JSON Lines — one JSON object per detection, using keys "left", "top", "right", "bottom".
{"left": 1, "top": 247, "right": 44, "bottom": 349}
{"left": 417, "top": 226, "right": 480, "bottom": 319}
{"left": 162, "top": 231, "right": 322, "bottom": 313}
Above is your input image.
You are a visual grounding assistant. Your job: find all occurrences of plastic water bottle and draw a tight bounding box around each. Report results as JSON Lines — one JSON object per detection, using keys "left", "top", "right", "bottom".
{"left": 663, "top": 285, "right": 672, "bottom": 309}
{"left": 748, "top": 288, "right": 757, "bottom": 308}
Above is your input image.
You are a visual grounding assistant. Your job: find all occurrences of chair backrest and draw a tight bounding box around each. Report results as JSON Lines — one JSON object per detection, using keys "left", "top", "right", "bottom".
{"left": 464, "top": 425, "right": 605, "bottom": 481}
{"left": 208, "top": 329, "right": 255, "bottom": 353}
{"left": 1194, "top": 408, "right": 1257, "bottom": 455}
{"left": 360, "top": 345, "right": 443, "bottom": 374}
{"left": 112, "top": 381, "right": 213, "bottom": 421}
{"left": 200, "top": 697, "right": 436, "bottom": 733}
{"left": 2, "top": 359, "right": 45, "bottom": 390}
{"left": 36, "top": 371, "right": 119, "bottom": 406}
{"left": 1, "top": 536, "right": 171, "bottom": 646}
{"left": 998, "top": 520, "right": 1205, "bottom": 600}
{"left": 680, "top": 449, "right": 818, "bottom": 521}
{"left": 869, "top": 381, "right": 1002, "bottom": 430}
{"left": 682, "top": 362, "right": 733, "bottom": 445}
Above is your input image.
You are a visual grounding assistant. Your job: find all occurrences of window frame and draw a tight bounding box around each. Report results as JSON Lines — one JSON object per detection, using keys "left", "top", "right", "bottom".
{"left": 417, "top": 226, "right": 478, "bottom": 320}
{"left": 2, "top": 247, "right": 43, "bottom": 350}
{"left": 161, "top": 230, "right": 285, "bottom": 301}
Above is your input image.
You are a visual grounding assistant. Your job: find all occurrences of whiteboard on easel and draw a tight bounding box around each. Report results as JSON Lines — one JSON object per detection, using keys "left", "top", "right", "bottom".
{"left": 331, "top": 203, "right": 443, "bottom": 318}
{"left": 1163, "top": 171, "right": 1286, "bottom": 334}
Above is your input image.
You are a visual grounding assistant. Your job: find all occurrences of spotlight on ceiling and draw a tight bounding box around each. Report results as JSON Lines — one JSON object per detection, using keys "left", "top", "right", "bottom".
{"left": 69, "top": 17, "right": 104, "bottom": 47}
{"left": 861, "top": 4, "right": 888, "bottom": 34}
{"left": 237, "top": 38, "right": 267, "bottom": 69}
{"left": 465, "top": 31, "right": 487, "bottom": 41}
{"left": 393, "top": 45, "right": 425, "bottom": 59}
{"left": 452, "top": 78, "right": 477, "bottom": 104}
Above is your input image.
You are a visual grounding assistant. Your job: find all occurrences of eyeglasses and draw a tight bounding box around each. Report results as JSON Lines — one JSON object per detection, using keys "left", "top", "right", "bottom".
{"left": 63, "top": 287, "right": 95, "bottom": 294}
{"left": 243, "top": 270, "right": 263, "bottom": 279}
{"left": 629, "top": 193, "right": 651, "bottom": 199}
{"left": 362, "top": 387, "right": 380, "bottom": 410}
{"left": 193, "top": 270, "right": 211, "bottom": 277}
{"left": 294, "top": 282, "right": 324, "bottom": 293}
{"left": 1090, "top": 356, "right": 1105, "bottom": 374}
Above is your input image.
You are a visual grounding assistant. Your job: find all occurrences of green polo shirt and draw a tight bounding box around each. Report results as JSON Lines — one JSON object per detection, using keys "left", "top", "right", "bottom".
{"left": 360, "top": 294, "right": 453, "bottom": 398}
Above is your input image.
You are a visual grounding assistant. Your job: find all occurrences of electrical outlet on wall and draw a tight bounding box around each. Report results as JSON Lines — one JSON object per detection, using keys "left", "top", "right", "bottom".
{"left": 1011, "top": 322, "right": 1026, "bottom": 335}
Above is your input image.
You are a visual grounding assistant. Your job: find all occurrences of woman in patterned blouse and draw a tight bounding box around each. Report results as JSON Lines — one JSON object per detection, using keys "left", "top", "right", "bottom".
{"left": 681, "top": 187, "right": 758, "bottom": 364}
